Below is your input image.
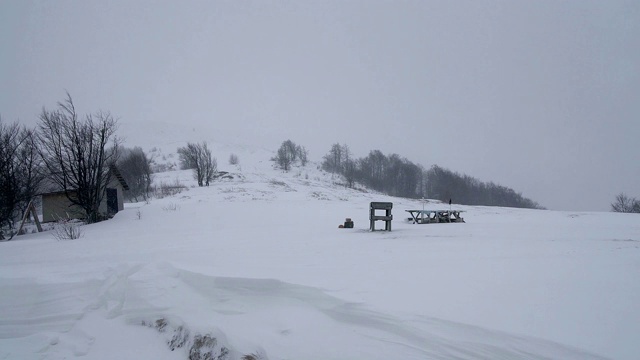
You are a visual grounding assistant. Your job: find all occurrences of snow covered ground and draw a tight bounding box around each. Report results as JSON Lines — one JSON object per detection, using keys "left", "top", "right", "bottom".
{"left": 1, "top": 146, "right": 639, "bottom": 359}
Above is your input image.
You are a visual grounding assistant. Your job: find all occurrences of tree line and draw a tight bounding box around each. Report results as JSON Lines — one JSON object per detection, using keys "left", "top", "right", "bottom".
{"left": 321, "top": 143, "right": 544, "bottom": 209}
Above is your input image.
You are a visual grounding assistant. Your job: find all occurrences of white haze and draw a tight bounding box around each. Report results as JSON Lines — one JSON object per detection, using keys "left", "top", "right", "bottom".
{"left": 1, "top": 0, "right": 639, "bottom": 211}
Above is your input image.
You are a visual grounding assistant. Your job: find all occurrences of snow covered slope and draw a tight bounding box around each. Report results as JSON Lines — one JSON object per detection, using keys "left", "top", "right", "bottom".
{"left": 1, "top": 148, "right": 639, "bottom": 359}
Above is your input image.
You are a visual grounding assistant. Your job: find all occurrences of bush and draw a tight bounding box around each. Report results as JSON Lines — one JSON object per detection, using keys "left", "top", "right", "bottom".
{"left": 611, "top": 193, "right": 640, "bottom": 213}
{"left": 153, "top": 179, "right": 187, "bottom": 199}
{"left": 162, "top": 203, "right": 179, "bottom": 212}
{"left": 52, "top": 218, "right": 84, "bottom": 240}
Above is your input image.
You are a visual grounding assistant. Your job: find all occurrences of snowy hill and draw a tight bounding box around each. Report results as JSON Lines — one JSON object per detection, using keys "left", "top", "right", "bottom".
{"left": 1, "top": 143, "right": 639, "bottom": 360}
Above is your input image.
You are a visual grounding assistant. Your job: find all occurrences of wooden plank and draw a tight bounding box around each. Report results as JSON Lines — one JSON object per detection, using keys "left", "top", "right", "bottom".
{"left": 371, "top": 215, "right": 393, "bottom": 221}
{"left": 370, "top": 202, "right": 393, "bottom": 209}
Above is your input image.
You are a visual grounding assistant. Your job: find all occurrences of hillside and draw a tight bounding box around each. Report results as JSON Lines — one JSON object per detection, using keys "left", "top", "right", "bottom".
{"left": 1, "top": 144, "right": 639, "bottom": 360}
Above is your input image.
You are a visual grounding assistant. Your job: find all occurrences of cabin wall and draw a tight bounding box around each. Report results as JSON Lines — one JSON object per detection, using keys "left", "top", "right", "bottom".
{"left": 42, "top": 177, "right": 126, "bottom": 222}
{"left": 41, "top": 192, "right": 85, "bottom": 223}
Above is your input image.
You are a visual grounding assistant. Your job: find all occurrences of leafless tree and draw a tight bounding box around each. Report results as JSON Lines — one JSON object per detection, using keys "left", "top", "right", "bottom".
{"left": 37, "top": 93, "right": 120, "bottom": 223}
{"left": 0, "top": 119, "right": 23, "bottom": 234}
{"left": 177, "top": 142, "right": 217, "bottom": 186}
{"left": 273, "top": 140, "right": 308, "bottom": 171}
{"left": 273, "top": 140, "right": 296, "bottom": 171}
{"left": 611, "top": 193, "right": 640, "bottom": 213}
{"left": 118, "top": 146, "right": 152, "bottom": 202}
{"left": 297, "top": 145, "right": 309, "bottom": 166}
{"left": 322, "top": 143, "right": 350, "bottom": 173}
{"left": 0, "top": 118, "right": 45, "bottom": 238}
{"left": 228, "top": 153, "right": 239, "bottom": 165}
{"left": 343, "top": 158, "right": 357, "bottom": 188}
{"left": 202, "top": 145, "right": 217, "bottom": 186}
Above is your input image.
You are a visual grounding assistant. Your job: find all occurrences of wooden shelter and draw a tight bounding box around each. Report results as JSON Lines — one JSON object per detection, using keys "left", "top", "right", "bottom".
{"left": 41, "top": 166, "right": 130, "bottom": 223}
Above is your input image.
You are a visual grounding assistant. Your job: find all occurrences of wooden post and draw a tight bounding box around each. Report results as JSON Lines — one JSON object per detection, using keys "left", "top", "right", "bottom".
{"left": 17, "top": 200, "right": 42, "bottom": 236}
{"left": 386, "top": 207, "right": 392, "bottom": 231}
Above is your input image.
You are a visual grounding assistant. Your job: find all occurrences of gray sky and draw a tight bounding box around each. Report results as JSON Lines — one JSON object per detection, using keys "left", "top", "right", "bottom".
{"left": 1, "top": 0, "right": 639, "bottom": 211}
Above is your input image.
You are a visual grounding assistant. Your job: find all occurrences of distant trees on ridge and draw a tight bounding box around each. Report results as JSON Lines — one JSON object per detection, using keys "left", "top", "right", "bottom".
{"left": 321, "top": 143, "right": 544, "bottom": 209}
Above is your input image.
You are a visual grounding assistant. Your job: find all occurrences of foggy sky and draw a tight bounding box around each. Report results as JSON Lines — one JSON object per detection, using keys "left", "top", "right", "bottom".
{"left": 1, "top": 0, "right": 639, "bottom": 211}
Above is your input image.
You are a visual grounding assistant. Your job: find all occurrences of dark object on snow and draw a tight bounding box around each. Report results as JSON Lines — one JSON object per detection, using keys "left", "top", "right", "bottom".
{"left": 344, "top": 218, "right": 354, "bottom": 228}
{"left": 370, "top": 202, "right": 393, "bottom": 231}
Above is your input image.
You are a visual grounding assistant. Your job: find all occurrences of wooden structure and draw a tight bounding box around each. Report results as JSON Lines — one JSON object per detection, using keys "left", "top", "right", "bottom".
{"left": 41, "top": 165, "right": 130, "bottom": 223}
{"left": 370, "top": 202, "right": 393, "bottom": 231}
{"left": 405, "top": 210, "right": 465, "bottom": 224}
{"left": 17, "top": 200, "right": 43, "bottom": 235}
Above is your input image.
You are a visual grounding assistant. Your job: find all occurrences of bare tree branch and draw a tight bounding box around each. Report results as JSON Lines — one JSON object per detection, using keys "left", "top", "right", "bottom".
{"left": 38, "top": 94, "right": 120, "bottom": 223}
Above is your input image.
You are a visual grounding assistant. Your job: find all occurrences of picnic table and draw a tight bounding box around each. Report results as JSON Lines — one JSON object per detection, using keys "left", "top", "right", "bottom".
{"left": 405, "top": 210, "right": 465, "bottom": 224}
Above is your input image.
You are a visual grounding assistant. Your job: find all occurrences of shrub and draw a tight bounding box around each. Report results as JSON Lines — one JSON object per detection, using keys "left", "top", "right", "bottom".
{"left": 52, "top": 218, "right": 84, "bottom": 240}
{"left": 153, "top": 179, "right": 187, "bottom": 199}
{"left": 162, "top": 203, "right": 179, "bottom": 212}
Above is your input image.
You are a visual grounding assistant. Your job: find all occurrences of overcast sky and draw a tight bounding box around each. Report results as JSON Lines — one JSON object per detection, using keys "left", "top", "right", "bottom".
{"left": 1, "top": 0, "right": 638, "bottom": 211}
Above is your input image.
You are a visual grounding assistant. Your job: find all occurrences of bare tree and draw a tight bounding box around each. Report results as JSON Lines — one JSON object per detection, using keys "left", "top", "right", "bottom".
{"left": 228, "top": 153, "right": 239, "bottom": 165}
{"left": 0, "top": 118, "right": 45, "bottom": 238}
{"left": 177, "top": 142, "right": 217, "bottom": 186}
{"left": 16, "top": 128, "right": 45, "bottom": 213}
{"left": 118, "top": 147, "right": 152, "bottom": 202}
{"left": 202, "top": 144, "right": 217, "bottom": 186}
{"left": 322, "top": 143, "right": 348, "bottom": 173}
{"left": 297, "top": 145, "right": 309, "bottom": 166}
{"left": 611, "top": 193, "right": 640, "bottom": 213}
{"left": 177, "top": 144, "right": 197, "bottom": 170}
{"left": 273, "top": 140, "right": 308, "bottom": 171}
{"left": 0, "top": 119, "right": 22, "bottom": 234}
{"left": 37, "top": 93, "right": 120, "bottom": 223}
{"left": 273, "top": 140, "right": 296, "bottom": 171}
{"left": 343, "top": 158, "right": 357, "bottom": 188}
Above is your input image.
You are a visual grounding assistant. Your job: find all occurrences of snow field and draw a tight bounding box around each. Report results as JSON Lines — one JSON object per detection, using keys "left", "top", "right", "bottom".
{"left": 1, "top": 154, "right": 639, "bottom": 359}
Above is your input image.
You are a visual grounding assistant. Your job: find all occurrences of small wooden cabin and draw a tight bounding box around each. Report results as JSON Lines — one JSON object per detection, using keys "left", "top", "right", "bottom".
{"left": 41, "top": 166, "right": 130, "bottom": 223}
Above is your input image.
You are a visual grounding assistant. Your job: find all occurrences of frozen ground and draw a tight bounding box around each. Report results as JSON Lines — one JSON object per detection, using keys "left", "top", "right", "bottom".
{"left": 1, "top": 145, "right": 639, "bottom": 359}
